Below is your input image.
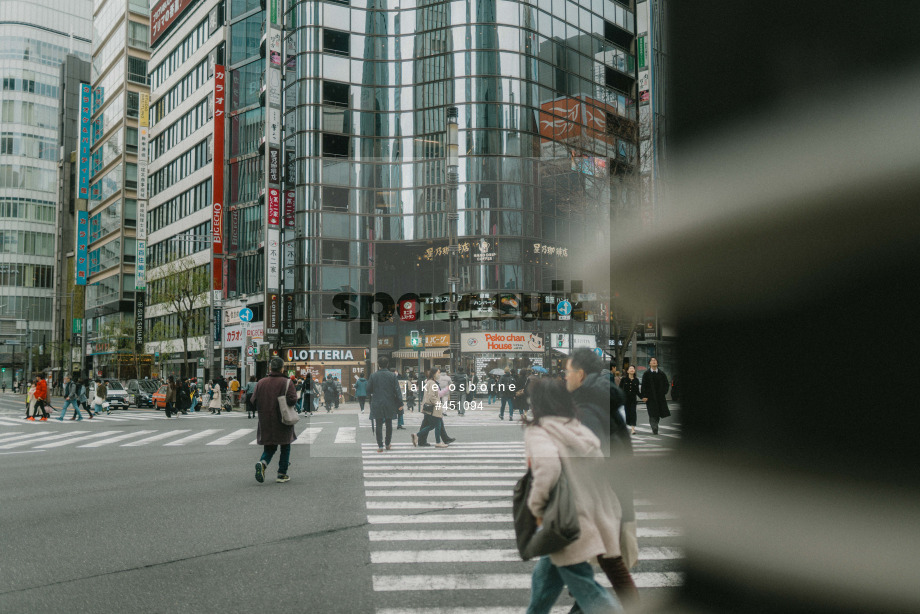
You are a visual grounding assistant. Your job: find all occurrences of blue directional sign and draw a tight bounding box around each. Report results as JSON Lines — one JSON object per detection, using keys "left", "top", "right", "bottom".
{"left": 592, "top": 348, "right": 604, "bottom": 358}
{"left": 239, "top": 307, "right": 254, "bottom": 322}
{"left": 556, "top": 300, "right": 572, "bottom": 316}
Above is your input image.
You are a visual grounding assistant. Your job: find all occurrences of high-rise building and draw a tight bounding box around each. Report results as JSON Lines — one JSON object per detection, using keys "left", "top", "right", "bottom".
{"left": 145, "top": 0, "right": 226, "bottom": 379}
{"left": 51, "top": 54, "right": 91, "bottom": 380}
{"left": 83, "top": 0, "right": 152, "bottom": 379}
{"left": 0, "top": 0, "right": 92, "bottom": 385}
{"left": 280, "top": 0, "right": 640, "bottom": 385}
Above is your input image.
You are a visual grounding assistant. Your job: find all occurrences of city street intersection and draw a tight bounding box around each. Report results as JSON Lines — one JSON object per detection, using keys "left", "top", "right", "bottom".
{"left": 0, "top": 394, "right": 683, "bottom": 613}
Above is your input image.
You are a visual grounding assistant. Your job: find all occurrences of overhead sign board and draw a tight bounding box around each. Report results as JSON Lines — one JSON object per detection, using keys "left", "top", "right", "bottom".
{"left": 461, "top": 332, "right": 545, "bottom": 353}
{"left": 150, "top": 0, "right": 197, "bottom": 47}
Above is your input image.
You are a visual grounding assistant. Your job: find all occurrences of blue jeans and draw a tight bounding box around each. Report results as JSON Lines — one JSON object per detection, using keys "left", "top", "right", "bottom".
{"left": 488, "top": 393, "right": 496, "bottom": 404}
{"left": 57, "top": 399, "right": 81, "bottom": 420}
{"left": 527, "top": 557, "right": 621, "bottom": 614}
{"left": 260, "top": 444, "right": 291, "bottom": 475}
{"left": 397, "top": 411, "right": 404, "bottom": 428}
{"left": 500, "top": 397, "right": 514, "bottom": 418}
{"left": 417, "top": 415, "right": 441, "bottom": 443}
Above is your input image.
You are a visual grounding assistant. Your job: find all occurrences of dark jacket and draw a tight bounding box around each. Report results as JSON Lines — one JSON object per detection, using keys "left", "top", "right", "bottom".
{"left": 512, "top": 373, "right": 529, "bottom": 409}
{"left": 619, "top": 376, "right": 641, "bottom": 407}
{"left": 499, "top": 373, "right": 516, "bottom": 399}
{"left": 322, "top": 379, "right": 337, "bottom": 400}
{"left": 253, "top": 373, "right": 298, "bottom": 445}
{"left": 63, "top": 380, "right": 76, "bottom": 400}
{"left": 176, "top": 382, "right": 191, "bottom": 410}
{"left": 367, "top": 369, "right": 403, "bottom": 421}
{"left": 640, "top": 369, "right": 671, "bottom": 419}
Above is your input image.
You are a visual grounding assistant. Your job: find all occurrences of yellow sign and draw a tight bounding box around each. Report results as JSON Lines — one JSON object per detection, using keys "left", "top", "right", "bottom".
{"left": 139, "top": 93, "right": 150, "bottom": 127}
{"left": 403, "top": 334, "right": 450, "bottom": 348}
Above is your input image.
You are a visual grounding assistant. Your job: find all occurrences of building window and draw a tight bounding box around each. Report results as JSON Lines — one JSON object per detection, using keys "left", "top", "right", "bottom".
{"left": 322, "top": 186, "right": 348, "bottom": 211}
{"left": 127, "top": 21, "right": 150, "bottom": 50}
{"left": 322, "top": 80, "right": 349, "bottom": 107}
{"left": 126, "top": 163, "right": 138, "bottom": 190}
{"left": 127, "top": 57, "right": 149, "bottom": 84}
{"left": 126, "top": 127, "right": 139, "bottom": 154}
{"left": 322, "top": 133, "right": 349, "bottom": 158}
{"left": 323, "top": 29, "right": 350, "bottom": 56}
{"left": 127, "top": 91, "right": 140, "bottom": 118}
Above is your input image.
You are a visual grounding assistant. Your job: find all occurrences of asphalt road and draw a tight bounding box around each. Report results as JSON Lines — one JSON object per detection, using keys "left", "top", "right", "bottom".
{"left": 0, "top": 394, "right": 683, "bottom": 613}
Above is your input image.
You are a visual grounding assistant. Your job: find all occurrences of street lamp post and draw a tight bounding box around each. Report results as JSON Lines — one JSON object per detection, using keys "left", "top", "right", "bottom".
{"left": 446, "top": 106, "right": 460, "bottom": 375}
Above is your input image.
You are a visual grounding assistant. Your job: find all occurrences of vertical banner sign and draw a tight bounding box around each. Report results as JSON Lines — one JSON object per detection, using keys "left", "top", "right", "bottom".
{"left": 229, "top": 206, "right": 239, "bottom": 251}
{"left": 283, "top": 190, "right": 295, "bottom": 228}
{"left": 137, "top": 127, "right": 149, "bottom": 199}
{"left": 267, "top": 293, "right": 280, "bottom": 336}
{"left": 139, "top": 92, "right": 150, "bottom": 128}
{"left": 266, "top": 228, "right": 280, "bottom": 292}
{"left": 268, "top": 147, "right": 280, "bottom": 183}
{"left": 283, "top": 237, "right": 295, "bottom": 291}
{"left": 212, "top": 65, "right": 226, "bottom": 292}
{"left": 283, "top": 293, "right": 295, "bottom": 340}
{"left": 213, "top": 308, "right": 222, "bottom": 343}
{"left": 135, "top": 293, "right": 145, "bottom": 346}
{"left": 267, "top": 188, "right": 280, "bottom": 226}
{"left": 135, "top": 240, "right": 146, "bottom": 290}
{"left": 76, "top": 212, "right": 89, "bottom": 285}
{"left": 77, "top": 84, "right": 91, "bottom": 198}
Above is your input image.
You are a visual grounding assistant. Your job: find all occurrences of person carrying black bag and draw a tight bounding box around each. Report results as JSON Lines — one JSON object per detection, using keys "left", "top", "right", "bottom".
{"left": 366, "top": 356, "right": 403, "bottom": 452}
{"left": 521, "top": 378, "right": 622, "bottom": 614}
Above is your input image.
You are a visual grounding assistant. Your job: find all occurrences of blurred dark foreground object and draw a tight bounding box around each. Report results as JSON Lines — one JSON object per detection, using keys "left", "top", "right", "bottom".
{"left": 613, "top": 2, "right": 920, "bottom": 612}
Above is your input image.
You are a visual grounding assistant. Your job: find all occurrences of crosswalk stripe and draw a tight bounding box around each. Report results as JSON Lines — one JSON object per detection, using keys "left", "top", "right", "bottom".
{"left": 366, "top": 490, "right": 511, "bottom": 498}
{"left": 364, "top": 472, "right": 523, "bottom": 479}
{"left": 40, "top": 431, "right": 124, "bottom": 448}
{"left": 121, "top": 429, "right": 190, "bottom": 446}
{"left": 79, "top": 430, "right": 158, "bottom": 447}
{"left": 163, "top": 429, "right": 222, "bottom": 446}
{"left": 362, "top": 460, "right": 525, "bottom": 466}
{"left": 367, "top": 501, "right": 512, "bottom": 510}
{"left": 206, "top": 429, "right": 254, "bottom": 446}
{"left": 369, "top": 547, "right": 683, "bottom": 564}
{"left": 335, "top": 427, "right": 357, "bottom": 443}
{"left": 636, "top": 511, "right": 679, "bottom": 520}
{"left": 0, "top": 431, "right": 90, "bottom": 449}
{"left": 369, "top": 514, "right": 509, "bottom": 524}
{"left": 372, "top": 572, "right": 683, "bottom": 591}
{"left": 362, "top": 442, "right": 524, "bottom": 447}
{"left": 637, "top": 527, "right": 683, "bottom": 537}
{"left": 369, "top": 530, "right": 514, "bottom": 541}
{"left": 0, "top": 417, "right": 29, "bottom": 426}
{"left": 376, "top": 608, "right": 572, "bottom": 614}
{"left": 365, "top": 481, "right": 518, "bottom": 487}
{"left": 0, "top": 432, "right": 31, "bottom": 441}
{"left": 361, "top": 453, "right": 525, "bottom": 459}
{"left": 364, "top": 465, "right": 527, "bottom": 472}
{"left": 291, "top": 427, "right": 323, "bottom": 445}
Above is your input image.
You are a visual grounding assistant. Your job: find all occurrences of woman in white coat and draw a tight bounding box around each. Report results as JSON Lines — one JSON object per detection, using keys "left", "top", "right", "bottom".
{"left": 523, "top": 378, "right": 623, "bottom": 614}
{"left": 208, "top": 380, "right": 223, "bottom": 415}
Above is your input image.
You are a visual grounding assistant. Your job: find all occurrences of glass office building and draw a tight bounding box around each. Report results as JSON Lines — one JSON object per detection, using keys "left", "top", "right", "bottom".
{"left": 282, "top": 0, "right": 638, "bottom": 376}
{"left": 0, "top": 0, "right": 92, "bottom": 385}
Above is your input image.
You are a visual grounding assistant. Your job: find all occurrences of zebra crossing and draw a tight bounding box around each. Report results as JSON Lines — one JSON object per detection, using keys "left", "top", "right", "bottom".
{"left": 362, "top": 441, "right": 684, "bottom": 613}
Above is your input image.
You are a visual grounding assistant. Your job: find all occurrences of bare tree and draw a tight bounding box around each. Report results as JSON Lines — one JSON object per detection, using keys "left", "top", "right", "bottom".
{"left": 147, "top": 257, "right": 209, "bottom": 379}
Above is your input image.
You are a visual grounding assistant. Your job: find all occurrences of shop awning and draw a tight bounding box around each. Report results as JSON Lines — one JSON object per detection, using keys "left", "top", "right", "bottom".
{"left": 392, "top": 349, "right": 449, "bottom": 359}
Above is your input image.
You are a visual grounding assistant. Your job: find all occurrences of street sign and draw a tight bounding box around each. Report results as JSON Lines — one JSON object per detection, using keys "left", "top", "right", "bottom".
{"left": 239, "top": 307, "right": 254, "bottom": 322}
{"left": 247, "top": 345, "right": 254, "bottom": 356}
{"left": 592, "top": 348, "right": 604, "bottom": 358}
{"left": 556, "top": 300, "right": 572, "bottom": 316}
{"left": 198, "top": 357, "right": 205, "bottom": 365}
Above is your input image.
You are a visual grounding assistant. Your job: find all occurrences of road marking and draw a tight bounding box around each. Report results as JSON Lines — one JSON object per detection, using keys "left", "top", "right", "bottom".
{"left": 371, "top": 549, "right": 521, "bottom": 564}
{"left": 163, "top": 429, "right": 222, "bottom": 446}
{"left": 362, "top": 459, "right": 525, "bottom": 466}
{"left": 365, "top": 481, "right": 518, "bottom": 487}
{"left": 377, "top": 608, "right": 571, "bottom": 614}
{"left": 638, "top": 527, "right": 683, "bottom": 537}
{"left": 368, "top": 514, "right": 510, "bottom": 524}
{"left": 361, "top": 442, "right": 524, "bottom": 448}
{"left": 80, "top": 430, "right": 158, "bottom": 447}
{"left": 367, "top": 501, "right": 512, "bottom": 510}
{"left": 0, "top": 432, "right": 53, "bottom": 443}
{"left": 121, "top": 429, "right": 190, "bottom": 446}
{"left": 372, "top": 572, "right": 684, "bottom": 591}
{"left": 335, "top": 427, "right": 357, "bottom": 443}
{"left": 361, "top": 453, "right": 525, "bottom": 459}
{"left": 0, "top": 417, "right": 32, "bottom": 426}
{"left": 290, "top": 427, "right": 323, "bottom": 445}
{"left": 365, "top": 490, "right": 512, "bottom": 497}
{"left": 206, "top": 428, "right": 254, "bottom": 445}
{"left": 0, "top": 431, "right": 23, "bottom": 441}
{"left": 368, "top": 530, "right": 515, "bottom": 541}
{"left": 40, "top": 431, "right": 124, "bottom": 448}
{"left": 0, "top": 431, "right": 90, "bottom": 449}
{"left": 636, "top": 511, "right": 679, "bottom": 520}
{"left": 364, "top": 472, "right": 523, "bottom": 479}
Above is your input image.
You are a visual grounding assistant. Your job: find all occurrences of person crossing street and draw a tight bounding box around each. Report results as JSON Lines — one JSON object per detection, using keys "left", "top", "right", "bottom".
{"left": 252, "top": 357, "right": 298, "bottom": 483}
{"left": 640, "top": 358, "right": 671, "bottom": 435}
{"left": 55, "top": 376, "right": 83, "bottom": 421}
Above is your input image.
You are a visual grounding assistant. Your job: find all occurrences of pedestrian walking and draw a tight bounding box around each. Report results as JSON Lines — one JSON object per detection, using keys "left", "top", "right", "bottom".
{"left": 355, "top": 374, "right": 368, "bottom": 412}
{"left": 619, "top": 366, "right": 640, "bottom": 435}
{"left": 333, "top": 376, "right": 342, "bottom": 408}
{"left": 523, "top": 378, "right": 624, "bottom": 614}
{"left": 412, "top": 368, "right": 451, "bottom": 448}
{"left": 488, "top": 374, "right": 498, "bottom": 404}
{"left": 564, "top": 348, "right": 639, "bottom": 610}
{"left": 34, "top": 375, "right": 50, "bottom": 420}
{"left": 499, "top": 367, "right": 517, "bottom": 419}
{"left": 511, "top": 369, "right": 529, "bottom": 420}
{"left": 454, "top": 367, "right": 469, "bottom": 415}
{"left": 93, "top": 379, "right": 109, "bottom": 416}
{"left": 209, "top": 379, "right": 223, "bottom": 414}
{"left": 165, "top": 376, "right": 177, "bottom": 417}
{"left": 55, "top": 375, "right": 83, "bottom": 421}
{"left": 367, "top": 357, "right": 403, "bottom": 452}
{"left": 24, "top": 378, "right": 37, "bottom": 420}
{"left": 79, "top": 378, "right": 93, "bottom": 418}
{"left": 244, "top": 375, "right": 258, "bottom": 418}
{"left": 252, "top": 357, "right": 298, "bottom": 484}
{"left": 640, "top": 358, "right": 671, "bottom": 435}
{"left": 175, "top": 378, "right": 191, "bottom": 416}
{"left": 322, "top": 375, "right": 337, "bottom": 412}
{"left": 230, "top": 376, "right": 240, "bottom": 408}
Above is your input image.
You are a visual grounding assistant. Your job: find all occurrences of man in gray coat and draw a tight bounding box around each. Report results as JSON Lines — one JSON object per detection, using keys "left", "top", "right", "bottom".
{"left": 252, "top": 357, "right": 298, "bottom": 483}
{"left": 367, "top": 356, "right": 403, "bottom": 452}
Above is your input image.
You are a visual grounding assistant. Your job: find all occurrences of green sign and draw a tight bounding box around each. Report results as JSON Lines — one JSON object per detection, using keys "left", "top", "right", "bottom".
{"left": 638, "top": 35, "right": 647, "bottom": 69}
{"left": 73, "top": 318, "right": 82, "bottom": 334}
{"left": 271, "top": 0, "right": 278, "bottom": 25}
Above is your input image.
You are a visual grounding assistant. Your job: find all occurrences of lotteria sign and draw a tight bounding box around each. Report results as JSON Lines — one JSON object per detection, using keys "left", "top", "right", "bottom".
{"left": 285, "top": 348, "right": 367, "bottom": 362}
{"left": 461, "top": 332, "right": 545, "bottom": 353}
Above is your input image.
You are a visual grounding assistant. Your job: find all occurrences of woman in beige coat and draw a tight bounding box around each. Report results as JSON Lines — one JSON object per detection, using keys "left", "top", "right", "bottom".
{"left": 523, "top": 379, "right": 623, "bottom": 614}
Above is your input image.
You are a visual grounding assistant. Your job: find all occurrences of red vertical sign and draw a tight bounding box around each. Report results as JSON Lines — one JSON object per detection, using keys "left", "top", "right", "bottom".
{"left": 212, "top": 65, "right": 226, "bottom": 292}
{"left": 268, "top": 188, "right": 280, "bottom": 226}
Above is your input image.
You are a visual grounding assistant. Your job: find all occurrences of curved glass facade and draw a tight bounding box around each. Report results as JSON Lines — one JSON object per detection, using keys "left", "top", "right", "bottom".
{"left": 283, "top": 0, "right": 636, "bottom": 356}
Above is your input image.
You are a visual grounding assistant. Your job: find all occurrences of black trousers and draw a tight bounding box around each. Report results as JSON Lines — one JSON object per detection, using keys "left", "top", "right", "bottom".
{"left": 375, "top": 419, "right": 393, "bottom": 448}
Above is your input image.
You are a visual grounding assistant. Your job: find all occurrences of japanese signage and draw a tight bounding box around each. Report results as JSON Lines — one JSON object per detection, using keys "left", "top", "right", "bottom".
{"left": 75, "top": 211, "right": 88, "bottom": 285}
{"left": 283, "top": 190, "right": 295, "bottom": 229}
{"left": 283, "top": 238, "right": 295, "bottom": 291}
{"left": 212, "top": 65, "right": 226, "bottom": 292}
{"left": 224, "top": 323, "right": 264, "bottom": 348}
{"left": 638, "top": 35, "right": 647, "bottom": 69}
{"left": 403, "top": 333, "right": 449, "bottom": 348}
{"left": 267, "top": 188, "right": 280, "bottom": 226}
{"left": 135, "top": 240, "right": 146, "bottom": 289}
{"left": 398, "top": 299, "right": 418, "bottom": 322}
{"left": 266, "top": 228, "right": 280, "bottom": 291}
{"left": 461, "top": 332, "right": 545, "bottom": 353}
{"left": 268, "top": 107, "right": 280, "bottom": 145}
{"left": 77, "top": 84, "right": 91, "bottom": 198}
{"left": 283, "top": 293, "right": 294, "bottom": 339}
{"left": 139, "top": 92, "right": 149, "bottom": 127}
{"left": 269, "top": 147, "right": 280, "bottom": 183}
{"left": 134, "top": 293, "right": 145, "bottom": 346}
{"left": 151, "top": 0, "right": 196, "bottom": 47}
{"left": 550, "top": 333, "right": 596, "bottom": 349}
{"left": 137, "top": 127, "right": 149, "bottom": 200}
{"left": 267, "top": 293, "right": 280, "bottom": 337}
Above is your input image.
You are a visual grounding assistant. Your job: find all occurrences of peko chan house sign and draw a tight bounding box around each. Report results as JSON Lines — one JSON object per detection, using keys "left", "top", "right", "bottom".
{"left": 461, "top": 332, "right": 545, "bottom": 353}
{"left": 150, "top": 0, "right": 197, "bottom": 47}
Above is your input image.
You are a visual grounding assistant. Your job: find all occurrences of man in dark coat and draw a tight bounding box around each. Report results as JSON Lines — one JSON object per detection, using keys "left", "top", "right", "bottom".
{"left": 640, "top": 357, "right": 671, "bottom": 435}
{"left": 367, "top": 356, "right": 403, "bottom": 452}
{"left": 252, "top": 357, "right": 298, "bottom": 483}
{"left": 322, "top": 375, "right": 337, "bottom": 412}
{"left": 498, "top": 367, "right": 516, "bottom": 419}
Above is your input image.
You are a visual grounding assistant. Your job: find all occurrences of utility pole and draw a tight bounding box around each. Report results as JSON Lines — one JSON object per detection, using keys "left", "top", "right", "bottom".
{"left": 446, "top": 107, "right": 460, "bottom": 375}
